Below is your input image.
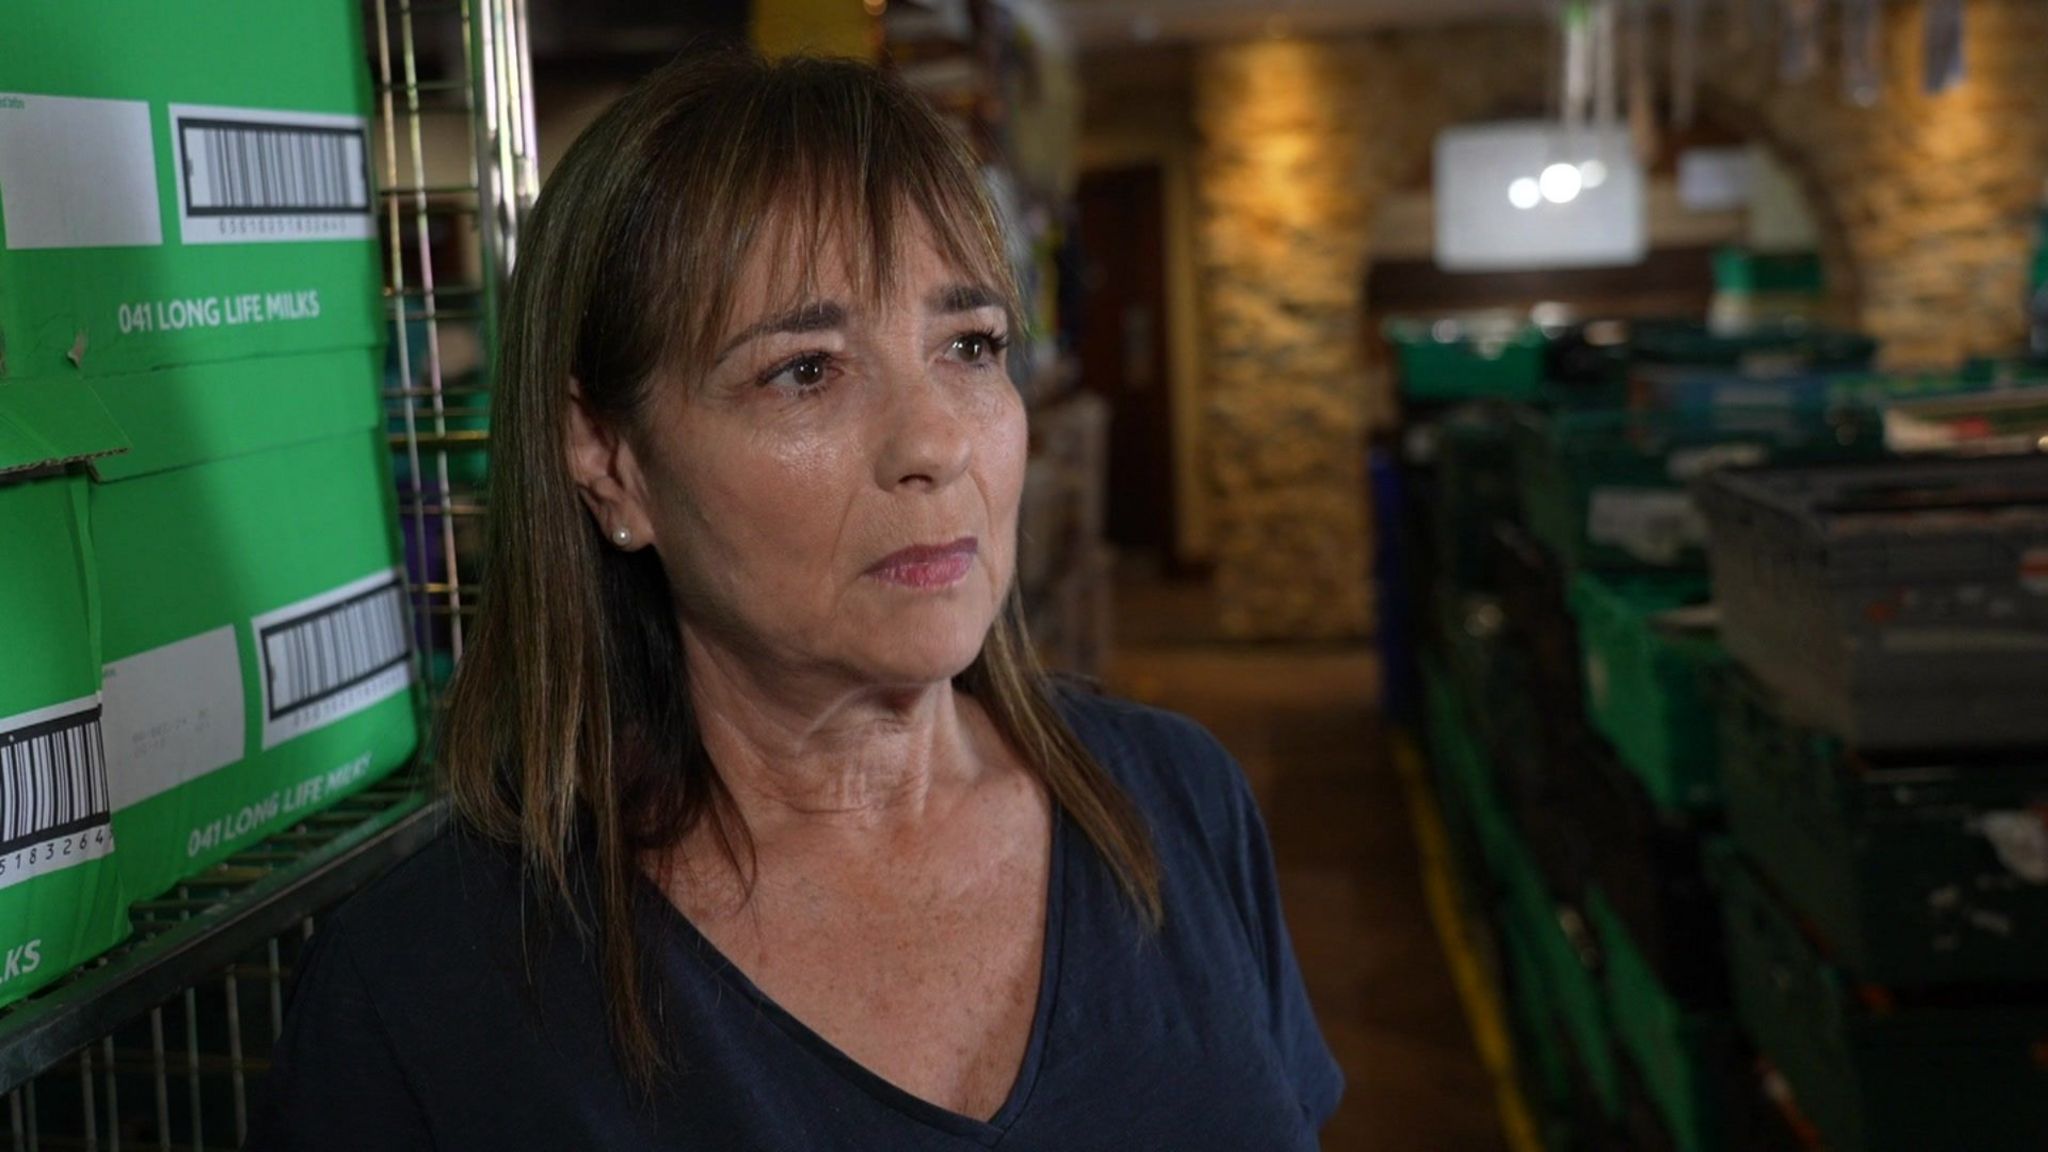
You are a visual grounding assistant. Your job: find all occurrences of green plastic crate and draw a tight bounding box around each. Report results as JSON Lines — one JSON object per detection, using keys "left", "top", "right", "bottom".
{"left": 1960, "top": 356, "right": 2048, "bottom": 387}
{"left": 1628, "top": 319, "right": 1876, "bottom": 372}
{"left": 1714, "top": 849, "right": 2048, "bottom": 1152}
{"left": 1422, "top": 654, "right": 1515, "bottom": 891}
{"left": 1498, "top": 825, "right": 1623, "bottom": 1122}
{"left": 1821, "top": 372, "right": 1997, "bottom": 408}
{"left": 1713, "top": 248, "right": 1825, "bottom": 297}
{"left": 1513, "top": 404, "right": 1883, "bottom": 572}
{"left": 1589, "top": 891, "right": 1735, "bottom": 1152}
{"left": 1388, "top": 320, "right": 1547, "bottom": 404}
{"left": 1501, "top": 913, "right": 1622, "bottom": 1152}
{"left": 1639, "top": 369, "right": 1992, "bottom": 414}
{"left": 1570, "top": 574, "right": 1724, "bottom": 812}
{"left": 1438, "top": 596, "right": 1511, "bottom": 748}
{"left": 1500, "top": 908, "right": 1574, "bottom": 1113}
{"left": 1714, "top": 667, "right": 2048, "bottom": 987}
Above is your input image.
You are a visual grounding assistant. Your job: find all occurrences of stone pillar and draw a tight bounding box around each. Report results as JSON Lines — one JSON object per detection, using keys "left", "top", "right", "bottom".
{"left": 1190, "top": 31, "right": 1541, "bottom": 640}
{"left": 1193, "top": 41, "right": 1376, "bottom": 640}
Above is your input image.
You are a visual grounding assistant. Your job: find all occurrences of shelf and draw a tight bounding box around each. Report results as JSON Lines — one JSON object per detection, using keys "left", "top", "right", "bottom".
{"left": 0, "top": 783, "right": 449, "bottom": 1095}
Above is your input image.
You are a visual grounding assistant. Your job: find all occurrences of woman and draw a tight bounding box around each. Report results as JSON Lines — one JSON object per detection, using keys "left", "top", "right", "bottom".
{"left": 249, "top": 48, "right": 1340, "bottom": 1149}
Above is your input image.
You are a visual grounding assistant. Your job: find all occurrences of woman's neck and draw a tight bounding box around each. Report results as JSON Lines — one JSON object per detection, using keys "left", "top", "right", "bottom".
{"left": 677, "top": 630, "right": 993, "bottom": 839}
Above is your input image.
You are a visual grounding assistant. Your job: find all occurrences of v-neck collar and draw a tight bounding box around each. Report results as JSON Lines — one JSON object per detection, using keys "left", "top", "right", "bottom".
{"left": 636, "top": 806, "right": 1069, "bottom": 1145}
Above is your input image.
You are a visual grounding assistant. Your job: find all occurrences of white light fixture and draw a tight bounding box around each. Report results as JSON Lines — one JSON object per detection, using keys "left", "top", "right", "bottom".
{"left": 1579, "top": 158, "right": 1609, "bottom": 189}
{"left": 1540, "top": 162, "right": 1584, "bottom": 204}
{"left": 1436, "top": 121, "right": 1647, "bottom": 271}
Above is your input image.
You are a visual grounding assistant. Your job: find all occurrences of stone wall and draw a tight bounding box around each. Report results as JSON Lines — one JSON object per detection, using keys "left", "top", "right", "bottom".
{"left": 1189, "top": 1, "right": 2048, "bottom": 639}
{"left": 1699, "top": 0, "right": 2048, "bottom": 365}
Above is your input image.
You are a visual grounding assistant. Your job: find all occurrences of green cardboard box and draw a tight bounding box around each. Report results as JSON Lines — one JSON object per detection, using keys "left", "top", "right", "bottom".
{"left": 0, "top": 0, "right": 381, "bottom": 382}
{"left": 92, "top": 356, "right": 419, "bottom": 900}
{"left": 0, "top": 378, "right": 133, "bottom": 1009}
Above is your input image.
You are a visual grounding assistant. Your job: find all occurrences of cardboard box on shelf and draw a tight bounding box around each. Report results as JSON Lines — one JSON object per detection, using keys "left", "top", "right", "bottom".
{"left": 0, "top": 0, "right": 382, "bottom": 382}
{"left": 94, "top": 418, "right": 422, "bottom": 901}
{"left": 0, "top": 379, "right": 133, "bottom": 1009}
{"left": 80, "top": 337, "right": 420, "bottom": 902}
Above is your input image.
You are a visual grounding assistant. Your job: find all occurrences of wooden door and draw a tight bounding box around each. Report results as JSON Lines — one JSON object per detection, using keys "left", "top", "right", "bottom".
{"left": 1076, "top": 165, "right": 1176, "bottom": 556}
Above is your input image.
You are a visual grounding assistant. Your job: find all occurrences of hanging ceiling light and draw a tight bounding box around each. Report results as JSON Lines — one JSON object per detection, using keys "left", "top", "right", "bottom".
{"left": 1509, "top": 177, "right": 1543, "bottom": 209}
{"left": 1540, "top": 162, "right": 1584, "bottom": 203}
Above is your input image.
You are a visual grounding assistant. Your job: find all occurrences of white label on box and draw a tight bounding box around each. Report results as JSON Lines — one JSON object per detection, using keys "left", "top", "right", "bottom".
{"left": 253, "top": 570, "right": 412, "bottom": 751}
{"left": 0, "top": 93, "right": 163, "bottom": 250}
{"left": 0, "top": 695, "right": 118, "bottom": 891}
{"left": 1586, "top": 488, "right": 1706, "bottom": 566}
{"left": 168, "top": 104, "right": 373, "bottom": 245}
{"left": 101, "top": 628, "right": 247, "bottom": 811}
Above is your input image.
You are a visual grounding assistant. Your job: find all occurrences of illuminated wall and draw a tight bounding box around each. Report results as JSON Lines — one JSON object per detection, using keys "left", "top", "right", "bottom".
{"left": 1189, "top": 0, "right": 2048, "bottom": 639}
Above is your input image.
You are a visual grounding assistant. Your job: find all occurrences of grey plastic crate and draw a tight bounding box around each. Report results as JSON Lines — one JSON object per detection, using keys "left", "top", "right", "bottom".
{"left": 1696, "top": 454, "right": 2048, "bottom": 753}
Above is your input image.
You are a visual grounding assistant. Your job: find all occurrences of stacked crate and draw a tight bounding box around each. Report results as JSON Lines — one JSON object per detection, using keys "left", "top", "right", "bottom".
{"left": 1696, "top": 457, "right": 2048, "bottom": 1152}
{"left": 1393, "top": 317, "right": 1890, "bottom": 1151}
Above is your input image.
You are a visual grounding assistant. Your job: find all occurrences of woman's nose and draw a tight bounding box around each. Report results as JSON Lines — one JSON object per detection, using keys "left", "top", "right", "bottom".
{"left": 874, "top": 368, "right": 973, "bottom": 492}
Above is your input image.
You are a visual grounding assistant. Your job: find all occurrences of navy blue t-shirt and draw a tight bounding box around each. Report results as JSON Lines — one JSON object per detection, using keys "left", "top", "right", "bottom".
{"left": 246, "top": 691, "right": 1343, "bottom": 1149}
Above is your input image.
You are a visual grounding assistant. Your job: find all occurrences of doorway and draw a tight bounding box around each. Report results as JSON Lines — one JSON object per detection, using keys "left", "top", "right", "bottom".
{"left": 1076, "top": 164, "right": 1177, "bottom": 558}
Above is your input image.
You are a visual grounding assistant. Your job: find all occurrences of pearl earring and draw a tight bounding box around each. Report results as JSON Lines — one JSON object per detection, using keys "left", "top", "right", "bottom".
{"left": 611, "top": 526, "right": 632, "bottom": 547}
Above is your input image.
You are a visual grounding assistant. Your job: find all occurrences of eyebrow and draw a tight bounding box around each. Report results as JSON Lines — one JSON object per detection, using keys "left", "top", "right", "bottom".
{"left": 714, "top": 301, "right": 847, "bottom": 364}
{"left": 933, "top": 283, "right": 1003, "bottom": 314}
{"left": 711, "top": 285, "right": 1004, "bottom": 365}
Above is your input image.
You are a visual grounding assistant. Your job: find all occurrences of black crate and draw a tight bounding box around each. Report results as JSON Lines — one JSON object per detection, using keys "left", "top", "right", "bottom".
{"left": 1583, "top": 737, "right": 1730, "bottom": 1009}
{"left": 1716, "top": 851, "right": 2048, "bottom": 1152}
{"left": 1715, "top": 663, "right": 2048, "bottom": 988}
{"left": 1495, "top": 733, "right": 1601, "bottom": 899}
{"left": 1616, "top": 1057, "right": 1681, "bottom": 1152}
{"left": 1492, "top": 518, "right": 1588, "bottom": 718}
{"left": 1406, "top": 404, "right": 1523, "bottom": 601}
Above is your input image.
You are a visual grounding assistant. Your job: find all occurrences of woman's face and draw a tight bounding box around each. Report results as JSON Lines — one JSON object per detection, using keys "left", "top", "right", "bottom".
{"left": 602, "top": 214, "right": 1027, "bottom": 693}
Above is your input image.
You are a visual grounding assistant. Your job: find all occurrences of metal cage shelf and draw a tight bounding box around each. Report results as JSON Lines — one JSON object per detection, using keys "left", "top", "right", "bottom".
{"left": 0, "top": 1, "right": 535, "bottom": 1145}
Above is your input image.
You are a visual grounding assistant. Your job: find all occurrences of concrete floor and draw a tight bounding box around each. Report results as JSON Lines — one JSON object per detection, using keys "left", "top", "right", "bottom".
{"left": 1104, "top": 570, "right": 1508, "bottom": 1152}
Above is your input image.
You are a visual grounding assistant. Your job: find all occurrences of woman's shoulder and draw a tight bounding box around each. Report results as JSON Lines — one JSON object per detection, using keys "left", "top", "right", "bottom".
{"left": 1049, "top": 680, "right": 1257, "bottom": 847}
{"left": 311, "top": 817, "right": 527, "bottom": 982}
{"left": 1052, "top": 681, "right": 1231, "bottom": 769}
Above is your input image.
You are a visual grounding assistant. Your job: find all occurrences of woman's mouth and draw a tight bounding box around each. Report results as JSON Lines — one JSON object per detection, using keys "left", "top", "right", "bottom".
{"left": 865, "top": 537, "right": 977, "bottom": 590}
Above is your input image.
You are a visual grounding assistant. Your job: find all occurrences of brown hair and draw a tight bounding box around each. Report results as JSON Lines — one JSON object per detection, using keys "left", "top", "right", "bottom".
{"left": 438, "top": 48, "right": 1162, "bottom": 1088}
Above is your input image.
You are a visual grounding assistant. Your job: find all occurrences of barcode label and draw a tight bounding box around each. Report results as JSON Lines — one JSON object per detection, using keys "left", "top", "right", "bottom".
{"left": 181, "top": 121, "right": 366, "bottom": 215}
{"left": 254, "top": 570, "right": 413, "bottom": 750}
{"left": 169, "top": 104, "right": 373, "bottom": 245}
{"left": 0, "top": 697, "right": 117, "bottom": 892}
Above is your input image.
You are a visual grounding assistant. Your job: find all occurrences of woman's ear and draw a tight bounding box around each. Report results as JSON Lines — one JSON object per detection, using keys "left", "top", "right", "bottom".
{"left": 566, "top": 379, "right": 656, "bottom": 550}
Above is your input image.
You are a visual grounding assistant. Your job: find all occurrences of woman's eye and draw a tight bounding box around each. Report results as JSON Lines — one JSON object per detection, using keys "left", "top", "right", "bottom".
{"left": 950, "top": 331, "right": 1008, "bottom": 364}
{"left": 762, "top": 354, "right": 833, "bottom": 393}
